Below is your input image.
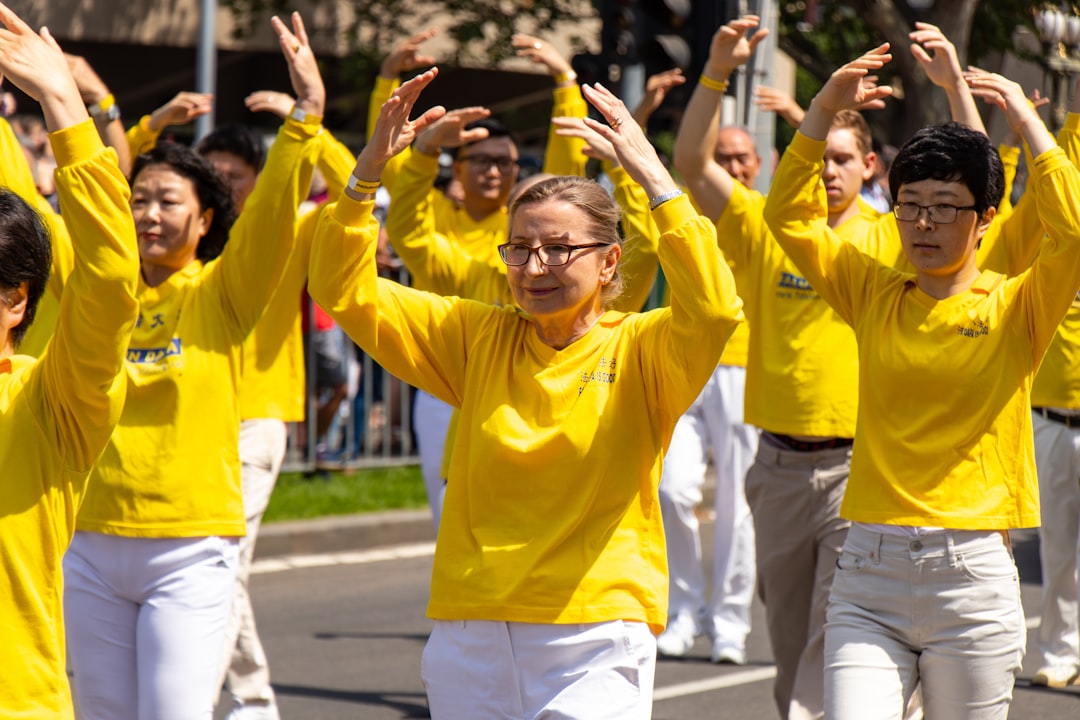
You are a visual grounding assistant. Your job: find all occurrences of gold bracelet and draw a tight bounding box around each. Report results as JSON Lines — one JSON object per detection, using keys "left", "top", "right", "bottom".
{"left": 554, "top": 70, "right": 577, "bottom": 86}
{"left": 699, "top": 74, "right": 729, "bottom": 93}
{"left": 347, "top": 174, "right": 381, "bottom": 195}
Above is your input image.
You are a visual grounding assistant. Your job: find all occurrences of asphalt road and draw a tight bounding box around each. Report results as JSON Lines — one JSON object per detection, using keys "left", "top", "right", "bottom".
{"left": 216, "top": 525, "right": 1080, "bottom": 719}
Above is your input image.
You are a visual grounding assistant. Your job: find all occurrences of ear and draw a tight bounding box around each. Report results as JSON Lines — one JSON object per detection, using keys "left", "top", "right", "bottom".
{"left": 198, "top": 207, "right": 214, "bottom": 238}
{"left": 600, "top": 243, "right": 622, "bottom": 284}
{"left": 1, "top": 281, "right": 29, "bottom": 332}
{"left": 861, "top": 151, "right": 877, "bottom": 182}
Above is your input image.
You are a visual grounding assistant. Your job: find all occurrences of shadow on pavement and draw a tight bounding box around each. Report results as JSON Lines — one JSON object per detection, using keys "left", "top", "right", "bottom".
{"left": 274, "top": 684, "right": 431, "bottom": 718}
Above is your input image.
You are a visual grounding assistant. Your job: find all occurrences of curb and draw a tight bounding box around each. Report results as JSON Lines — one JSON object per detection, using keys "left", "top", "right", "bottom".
{"left": 254, "top": 508, "right": 436, "bottom": 560}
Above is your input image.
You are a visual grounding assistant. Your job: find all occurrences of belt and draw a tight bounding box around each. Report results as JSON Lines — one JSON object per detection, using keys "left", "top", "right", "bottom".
{"left": 762, "top": 432, "right": 854, "bottom": 453}
{"left": 1033, "top": 407, "right": 1080, "bottom": 428}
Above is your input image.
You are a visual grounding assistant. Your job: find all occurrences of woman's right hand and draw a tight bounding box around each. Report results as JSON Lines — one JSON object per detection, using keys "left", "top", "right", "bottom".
{"left": 271, "top": 12, "right": 326, "bottom": 118}
{"left": 148, "top": 91, "right": 213, "bottom": 131}
{"left": 353, "top": 68, "right": 446, "bottom": 185}
{"left": 0, "top": 3, "right": 85, "bottom": 131}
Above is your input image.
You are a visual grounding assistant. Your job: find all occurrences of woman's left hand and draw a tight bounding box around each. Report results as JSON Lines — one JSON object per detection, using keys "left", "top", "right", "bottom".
{"left": 581, "top": 82, "right": 675, "bottom": 199}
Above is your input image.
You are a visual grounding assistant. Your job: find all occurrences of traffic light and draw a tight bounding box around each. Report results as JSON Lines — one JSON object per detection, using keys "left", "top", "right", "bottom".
{"left": 638, "top": 0, "right": 693, "bottom": 76}
{"left": 599, "top": 0, "right": 642, "bottom": 66}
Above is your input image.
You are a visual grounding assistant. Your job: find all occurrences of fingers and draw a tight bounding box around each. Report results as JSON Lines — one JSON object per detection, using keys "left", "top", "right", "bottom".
{"left": 291, "top": 11, "right": 309, "bottom": 47}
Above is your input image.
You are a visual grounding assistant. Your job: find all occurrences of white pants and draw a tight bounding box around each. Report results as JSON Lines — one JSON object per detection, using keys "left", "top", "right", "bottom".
{"left": 413, "top": 389, "right": 453, "bottom": 532}
{"left": 1032, "top": 411, "right": 1080, "bottom": 674}
{"left": 825, "top": 525, "right": 1025, "bottom": 720}
{"left": 217, "top": 418, "right": 288, "bottom": 709}
{"left": 65, "top": 532, "right": 239, "bottom": 720}
{"left": 658, "top": 364, "right": 758, "bottom": 644}
{"left": 421, "top": 619, "right": 656, "bottom": 720}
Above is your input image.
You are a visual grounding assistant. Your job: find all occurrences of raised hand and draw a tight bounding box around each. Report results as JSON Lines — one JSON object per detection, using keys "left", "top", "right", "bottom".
{"left": 511, "top": 33, "right": 574, "bottom": 78}
{"left": 965, "top": 69, "right": 1050, "bottom": 152}
{"left": 552, "top": 116, "right": 618, "bottom": 167}
{"left": 704, "top": 14, "right": 769, "bottom": 79}
{"left": 909, "top": 22, "right": 964, "bottom": 90}
{"left": 581, "top": 82, "right": 675, "bottom": 200}
{"left": 244, "top": 90, "right": 294, "bottom": 120}
{"left": 148, "top": 91, "right": 213, "bottom": 131}
{"left": 0, "top": 3, "right": 84, "bottom": 130}
{"left": 812, "top": 44, "right": 893, "bottom": 115}
{"left": 413, "top": 106, "right": 491, "bottom": 155}
{"left": 632, "top": 68, "right": 686, "bottom": 127}
{"left": 354, "top": 68, "right": 446, "bottom": 183}
{"left": 271, "top": 12, "right": 325, "bottom": 117}
{"left": 752, "top": 85, "right": 806, "bottom": 127}
{"left": 380, "top": 28, "right": 438, "bottom": 79}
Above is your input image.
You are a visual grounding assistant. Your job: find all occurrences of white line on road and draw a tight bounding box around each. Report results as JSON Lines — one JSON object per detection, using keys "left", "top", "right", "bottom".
{"left": 251, "top": 542, "right": 436, "bottom": 575}
{"left": 653, "top": 666, "right": 778, "bottom": 701}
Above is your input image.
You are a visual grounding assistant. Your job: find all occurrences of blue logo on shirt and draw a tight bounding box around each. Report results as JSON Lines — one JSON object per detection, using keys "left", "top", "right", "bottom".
{"left": 127, "top": 338, "right": 182, "bottom": 364}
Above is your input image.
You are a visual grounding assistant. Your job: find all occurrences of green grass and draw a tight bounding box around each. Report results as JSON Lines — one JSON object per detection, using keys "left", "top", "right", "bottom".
{"left": 264, "top": 465, "right": 428, "bottom": 523}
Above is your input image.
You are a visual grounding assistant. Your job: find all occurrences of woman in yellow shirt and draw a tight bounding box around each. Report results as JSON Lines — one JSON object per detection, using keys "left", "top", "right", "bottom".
{"left": 0, "top": 11, "right": 139, "bottom": 718}
{"left": 309, "top": 70, "right": 743, "bottom": 718}
{"left": 764, "top": 46, "right": 1080, "bottom": 719}
{"left": 60, "top": 14, "right": 322, "bottom": 720}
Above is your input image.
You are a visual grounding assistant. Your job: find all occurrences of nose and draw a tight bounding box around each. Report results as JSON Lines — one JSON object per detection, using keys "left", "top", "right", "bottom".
{"left": 912, "top": 207, "right": 934, "bottom": 230}
{"left": 522, "top": 248, "right": 547, "bottom": 276}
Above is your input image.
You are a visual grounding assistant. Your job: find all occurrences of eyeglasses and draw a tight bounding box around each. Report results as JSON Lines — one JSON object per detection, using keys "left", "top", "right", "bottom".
{"left": 498, "top": 242, "right": 612, "bottom": 267}
{"left": 460, "top": 154, "right": 519, "bottom": 173}
{"left": 893, "top": 202, "right": 977, "bottom": 224}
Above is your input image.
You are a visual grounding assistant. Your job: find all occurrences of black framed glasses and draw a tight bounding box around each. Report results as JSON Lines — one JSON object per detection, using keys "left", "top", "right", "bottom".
{"left": 893, "top": 202, "right": 977, "bottom": 224}
{"left": 498, "top": 242, "right": 612, "bottom": 267}
{"left": 459, "top": 154, "right": 519, "bottom": 173}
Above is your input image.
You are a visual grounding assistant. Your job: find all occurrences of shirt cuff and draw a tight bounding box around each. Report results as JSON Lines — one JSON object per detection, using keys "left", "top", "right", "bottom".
{"left": 49, "top": 119, "right": 106, "bottom": 168}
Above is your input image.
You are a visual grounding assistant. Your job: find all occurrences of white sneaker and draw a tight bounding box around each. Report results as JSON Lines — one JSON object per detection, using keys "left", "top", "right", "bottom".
{"left": 710, "top": 639, "right": 746, "bottom": 665}
{"left": 1031, "top": 665, "right": 1079, "bottom": 688}
{"left": 656, "top": 616, "right": 699, "bottom": 657}
{"left": 226, "top": 700, "right": 280, "bottom": 720}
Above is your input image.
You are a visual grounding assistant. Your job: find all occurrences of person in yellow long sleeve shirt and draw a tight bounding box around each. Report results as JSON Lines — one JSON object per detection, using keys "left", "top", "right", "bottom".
{"left": 0, "top": 11, "right": 139, "bottom": 718}
{"left": 311, "top": 69, "right": 742, "bottom": 720}
{"left": 60, "top": 14, "right": 323, "bottom": 720}
{"left": 764, "top": 47, "right": 1080, "bottom": 718}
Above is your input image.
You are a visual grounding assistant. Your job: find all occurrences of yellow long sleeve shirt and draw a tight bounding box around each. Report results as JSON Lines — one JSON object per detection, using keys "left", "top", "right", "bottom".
{"left": 718, "top": 181, "right": 892, "bottom": 437}
{"left": 309, "top": 192, "right": 743, "bottom": 633}
{"left": 0, "top": 117, "right": 73, "bottom": 359}
{"left": 765, "top": 132, "right": 1080, "bottom": 529}
{"left": 239, "top": 127, "right": 349, "bottom": 422}
{"left": 77, "top": 116, "right": 318, "bottom": 537}
{"left": 0, "top": 121, "right": 139, "bottom": 718}
{"left": 1033, "top": 114, "right": 1080, "bottom": 409}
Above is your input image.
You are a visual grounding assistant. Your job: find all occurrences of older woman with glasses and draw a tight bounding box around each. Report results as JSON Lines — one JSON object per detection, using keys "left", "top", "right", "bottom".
{"left": 308, "top": 69, "right": 743, "bottom": 719}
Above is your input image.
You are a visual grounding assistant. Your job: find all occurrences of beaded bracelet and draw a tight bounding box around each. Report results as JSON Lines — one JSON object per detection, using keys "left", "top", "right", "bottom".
{"left": 699, "top": 74, "right": 729, "bottom": 93}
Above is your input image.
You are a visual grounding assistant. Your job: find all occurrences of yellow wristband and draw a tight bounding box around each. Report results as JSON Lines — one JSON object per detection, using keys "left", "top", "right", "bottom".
{"left": 288, "top": 105, "right": 324, "bottom": 126}
{"left": 347, "top": 174, "right": 381, "bottom": 195}
{"left": 88, "top": 93, "right": 119, "bottom": 120}
{"left": 699, "top": 75, "right": 729, "bottom": 93}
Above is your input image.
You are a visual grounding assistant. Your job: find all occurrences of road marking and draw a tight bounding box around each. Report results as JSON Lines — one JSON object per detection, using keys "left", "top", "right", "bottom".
{"left": 653, "top": 666, "right": 777, "bottom": 700}
{"left": 252, "top": 542, "right": 436, "bottom": 575}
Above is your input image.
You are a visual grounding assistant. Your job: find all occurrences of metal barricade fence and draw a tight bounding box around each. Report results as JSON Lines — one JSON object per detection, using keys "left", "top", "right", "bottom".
{"left": 282, "top": 262, "right": 419, "bottom": 474}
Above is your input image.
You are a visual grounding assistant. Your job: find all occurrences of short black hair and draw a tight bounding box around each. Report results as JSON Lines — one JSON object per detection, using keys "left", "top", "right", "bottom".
{"left": 0, "top": 189, "right": 50, "bottom": 347}
{"left": 194, "top": 124, "right": 266, "bottom": 173}
{"left": 889, "top": 122, "right": 1004, "bottom": 215}
{"left": 450, "top": 118, "right": 518, "bottom": 160}
{"left": 132, "top": 142, "right": 238, "bottom": 263}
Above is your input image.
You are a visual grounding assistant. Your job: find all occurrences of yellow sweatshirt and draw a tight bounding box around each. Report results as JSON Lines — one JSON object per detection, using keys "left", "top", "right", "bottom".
{"left": 239, "top": 128, "right": 354, "bottom": 421}
{"left": 718, "top": 181, "right": 893, "bottom": 437}
{"left": 0, "top": 121, "right": 138, "bottom": 719}
{"left": 764, "top": 132, "right": 1080, "bottom": 529}
{"left": 77, "top": 116, "right": 319, "bottom": 537}
{"left": 309, "top": 192, "right": 742, "bottom": 633}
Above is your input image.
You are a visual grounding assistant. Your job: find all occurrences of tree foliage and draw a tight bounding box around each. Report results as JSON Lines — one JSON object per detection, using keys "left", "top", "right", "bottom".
{"left": 777, "top": 0, "right": 1038, "bottom": 146}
